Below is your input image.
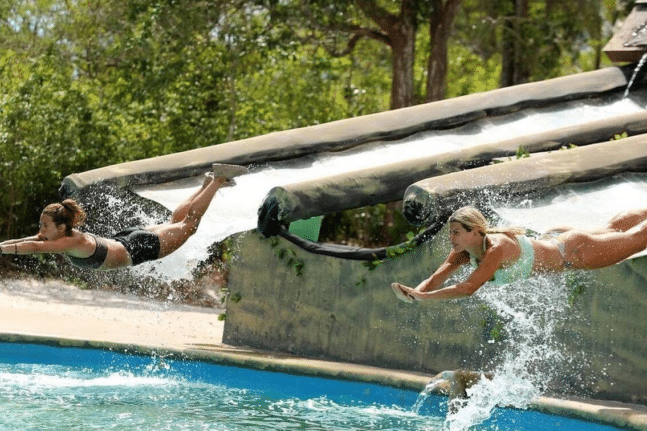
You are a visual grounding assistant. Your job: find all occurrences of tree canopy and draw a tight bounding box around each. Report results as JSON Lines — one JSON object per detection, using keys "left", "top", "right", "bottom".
{"left": 0, "top": 0, "right": 624, "bottom": 241}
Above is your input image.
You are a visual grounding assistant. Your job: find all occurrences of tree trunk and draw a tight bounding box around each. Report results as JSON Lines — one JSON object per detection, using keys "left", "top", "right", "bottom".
{"left": 500, "top": 17, "right": 515, "bottom": 88}
{"left": 426, "top": 0, "right": 462, "bottom": 102}
{"left": 500, "top": 0, "right": 529, "bottom": 87}
{"left": 381, "top": 1, "right": 417, "bottom": 244}
{"left": 388, "top": 4, "right": 417, "bottom": 109}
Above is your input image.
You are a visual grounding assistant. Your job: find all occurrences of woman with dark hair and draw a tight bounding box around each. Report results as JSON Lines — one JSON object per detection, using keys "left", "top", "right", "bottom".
{"left": 0, "top": 164, "right": 247, "bottom": 270}
{"left": 392, "top": 206, "right": 647, "bottom": 302}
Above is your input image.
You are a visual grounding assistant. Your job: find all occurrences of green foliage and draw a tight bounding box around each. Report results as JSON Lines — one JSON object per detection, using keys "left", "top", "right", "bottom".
{"left": 0, "top": 49, "right": 116, "bottom": 236}
{"left": 385, "top": 230, "right": 424, "bottom": 259}
{"left": 445, "top": 45, "right": 501, "bottom": 98}
{"left": 0, "top": 0, "right": 627, "bottom": 247}
{"left": 611, "top": 131, "right": 629, "bottom": 140}
{"left": 456, "top": 0, "right": 615, "bottom": 84}
{"left": 563, "top": 143, "right": 578, "bottom": 149}
{"left": 362, "top": 259, "right": 384, "bottom": 271}
{"left": 0, "top": 1, "right": 389, "bottom": 240}
{"left": 268, "top": 236, "right": 305, "bottom": 276}
{"left": 233, "top": 45, "right": 388, "bottom": 136}
{"left": 319, "top": 203, "right": 412, "bottom": 248}
{"left": 565, "top": 272, "right": 589, "bottom": 306}
{"left": 479, "top": 304, "right": 506, "bottom": 342}
{"left": 516, "top": 146, "right": 530, "bottom": 159}
{"left": 354, "top": 275, "right": 367, "bottom": 287}
{"left": 353, "top": 229, "right": 426, "bottom": 287}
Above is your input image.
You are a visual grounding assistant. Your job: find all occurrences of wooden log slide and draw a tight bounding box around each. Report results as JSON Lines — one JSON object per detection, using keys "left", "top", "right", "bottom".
{"left": 257, "top": 111, "right": 647, "bottom": 234}
{"left": 402, "top": 135, "right": 647, "bottom": 226}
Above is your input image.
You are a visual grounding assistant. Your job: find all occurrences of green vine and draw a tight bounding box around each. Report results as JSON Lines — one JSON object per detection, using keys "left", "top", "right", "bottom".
{"left": 493, "top": 144, "right": 585, "bottom": 165}
{"left": 354, "top": 275, "right": 367, "bottom": 288}
{"left": 479, "top": 304, "right": 506, "bottom": 342}
{"left": 385, "top": 231, "right": 419, "bottom": 259}
{"left": 269, "top": 236, "right": 305, "bottom": 276}
{"left": 354, "top": 230, "right": 423, "bottom": 286}
{"left": 565, "top": 272, "right": 588, "bottom": 306}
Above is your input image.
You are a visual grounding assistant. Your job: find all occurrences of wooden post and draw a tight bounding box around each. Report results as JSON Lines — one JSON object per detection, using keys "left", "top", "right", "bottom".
{"left": 603, "top": 4, "right": 647, "bottom": 63}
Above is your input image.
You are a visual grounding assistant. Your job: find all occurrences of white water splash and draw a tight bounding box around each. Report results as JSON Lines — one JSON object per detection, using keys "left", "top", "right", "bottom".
{"left": 131, "top": 96, "right": 644, "bottom": 280}
{"left": 413, "top": 377, "right": 446, "bottom": 414}
{"left": 444, "top": 274, "right": 571, "bottom": 431}
{"left": 0, "top": 369, "right": 176, "bottom": 389}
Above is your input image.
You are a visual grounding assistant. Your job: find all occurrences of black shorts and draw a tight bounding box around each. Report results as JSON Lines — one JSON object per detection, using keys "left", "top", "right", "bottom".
{"left": 112, "top": 227, "right": 161, "bottom": 266}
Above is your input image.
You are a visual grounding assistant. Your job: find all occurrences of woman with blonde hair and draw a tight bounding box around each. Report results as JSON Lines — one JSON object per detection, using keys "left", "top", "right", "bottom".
{"left": 0, "top": 164, "right": 247, "bottom": 270}
{"left": 391, "top": 205, "right": 647, "bottom": 302}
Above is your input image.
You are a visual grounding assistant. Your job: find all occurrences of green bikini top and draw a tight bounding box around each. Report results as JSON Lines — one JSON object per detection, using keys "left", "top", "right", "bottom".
{"left": 470, "top": 235, "right": 535, "bottom": 286}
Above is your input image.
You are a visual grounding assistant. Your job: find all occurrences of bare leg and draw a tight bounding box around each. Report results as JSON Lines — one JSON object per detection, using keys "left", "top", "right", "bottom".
{"left": 147, "top": 174, "right": 227, "bottom": 258}
{"left": 604, "top": 207, "right": 647, "bottom": 232}
{"left": 562, "top": 219, "right": 647, "bottom": 270}
{"left": 169, "top": 174, "right": 216, "bottom": 224}
{"left": 545, "top": 208, "right": 647, "bottom": 236}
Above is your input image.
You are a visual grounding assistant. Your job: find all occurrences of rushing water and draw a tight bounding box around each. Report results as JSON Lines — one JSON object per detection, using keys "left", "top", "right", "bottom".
{"left": 496, "top": 172, "right": 647, "bottom": 247}
{"left": 404, "top": 270, "right": 578, "bottom": 431}
{"left": 430, "top": 174, "right": 647, "bottom": 429}
{"left": 127, "top": 94, "right": 646, "bottom": 280}
{"left": 0, "top": 343, "right": 624, "bottom": 431}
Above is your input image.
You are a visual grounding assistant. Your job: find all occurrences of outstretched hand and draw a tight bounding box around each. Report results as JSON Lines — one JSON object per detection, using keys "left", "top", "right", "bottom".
{"left": 391, "top": 282, "right": 415, "bottom": 303}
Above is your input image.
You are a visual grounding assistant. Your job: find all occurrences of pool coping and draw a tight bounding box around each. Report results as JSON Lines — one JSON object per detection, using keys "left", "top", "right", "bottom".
{"left": 1, "top": 331, "right": 646, "bottom": 431}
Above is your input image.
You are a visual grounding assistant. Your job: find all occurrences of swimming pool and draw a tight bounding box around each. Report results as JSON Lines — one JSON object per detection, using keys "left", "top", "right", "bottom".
{"left": 0, "top": 342, "right": 624, "bottom": 430}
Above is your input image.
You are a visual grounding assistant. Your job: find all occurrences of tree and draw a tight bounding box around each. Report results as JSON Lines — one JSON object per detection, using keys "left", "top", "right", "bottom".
{"left": 427, "top": 0, "right": 462, "bottom": 101}
{"left": 0, "top": 0, "right": 393, "bottom": 239}
{"left": 268, "top": 0, "right": 463, "bottom": 108}
{"left": 0, "top": 48, "right": 115, "bottom": 237}
{"left": 456, "top": 0, "right": 619, "bottom": 87}
{"left": 500, "top": 0, "right": 529, "bottom": 87}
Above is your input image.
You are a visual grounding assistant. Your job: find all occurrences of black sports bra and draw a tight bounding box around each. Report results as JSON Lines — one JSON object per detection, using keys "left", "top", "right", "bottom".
{"left": 66, "top": 234, "right": 109, "bottom": 269}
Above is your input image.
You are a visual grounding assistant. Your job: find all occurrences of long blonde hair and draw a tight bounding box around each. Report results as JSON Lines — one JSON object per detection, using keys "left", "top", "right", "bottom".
{"left": 448, "top": 206, "right": 525, "bottom": 236}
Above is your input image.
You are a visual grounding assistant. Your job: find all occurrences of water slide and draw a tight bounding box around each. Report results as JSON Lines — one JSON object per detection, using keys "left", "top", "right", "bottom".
{"left": 60, "top": 65, "right": 647, "bottom": 279}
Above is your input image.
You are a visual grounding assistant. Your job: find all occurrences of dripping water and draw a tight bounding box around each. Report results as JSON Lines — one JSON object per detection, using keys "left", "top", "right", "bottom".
{"left": 623, "top": 51, "right": 647, "bottom": 98}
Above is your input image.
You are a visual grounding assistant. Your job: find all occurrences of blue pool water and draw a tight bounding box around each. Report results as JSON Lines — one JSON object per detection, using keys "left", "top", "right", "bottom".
{"left": 0, "top": 342, "right": 622, "bottom": 430}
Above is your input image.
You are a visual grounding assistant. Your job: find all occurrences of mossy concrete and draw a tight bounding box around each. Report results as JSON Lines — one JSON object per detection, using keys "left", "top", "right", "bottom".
{"left": 560, "top": 258, "right": 647, "bottom": 404}
{"left": 224, "top": 230, "right": 647, "bottom": 405}
{"left": 224, "top": 228, "right": 501, "bottom": 374}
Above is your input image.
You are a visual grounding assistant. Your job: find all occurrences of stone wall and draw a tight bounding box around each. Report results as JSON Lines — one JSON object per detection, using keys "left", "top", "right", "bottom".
{"left": 224, "top": 230, "right": 647, "bottom": 404}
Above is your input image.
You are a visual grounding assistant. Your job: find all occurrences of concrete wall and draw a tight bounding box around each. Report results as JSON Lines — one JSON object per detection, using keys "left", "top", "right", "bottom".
{"left": 561, "top": 258, "right": 647, "bottom": 404}
{"left": 223, "top": 230, "right": 647, "bottom": 404}
{"left": 224, "top": 227, "right": 499, "bottom": 373}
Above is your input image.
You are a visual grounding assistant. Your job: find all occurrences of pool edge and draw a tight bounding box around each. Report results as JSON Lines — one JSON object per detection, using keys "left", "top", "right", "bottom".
{"left": 1, "top": 331, "right": 646, "bottom": 431}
